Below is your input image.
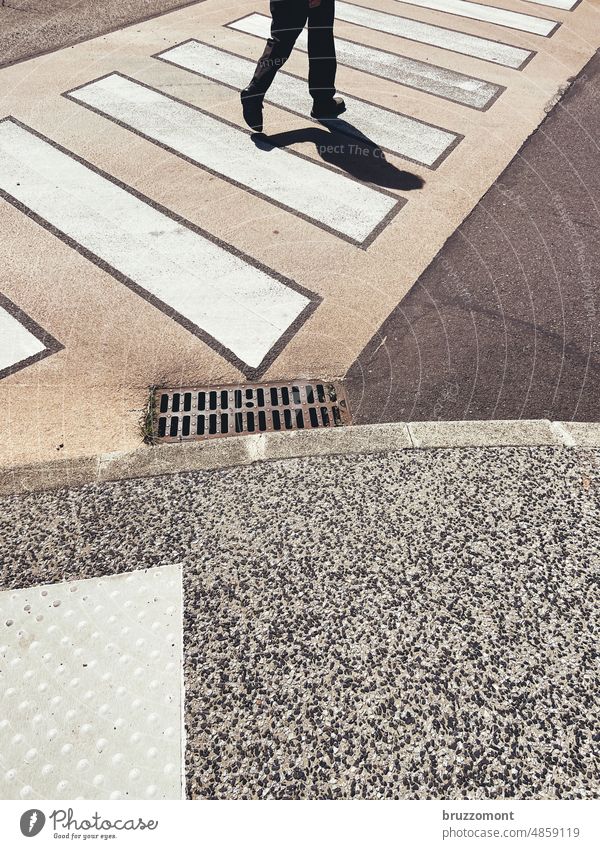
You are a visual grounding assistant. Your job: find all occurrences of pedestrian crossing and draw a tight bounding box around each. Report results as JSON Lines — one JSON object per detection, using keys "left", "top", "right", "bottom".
{"left": 227, "top": 15, "right": 504, "bottom": 110}
{"left": 0, "top": 293, "right": 61, "bottom": 380}
{"left": 0, "top": 118, "right": 315, "bottom": 373}
{"left": 0, "top": 303, "right": 47, "bottom": 376}
{"left": 0, "top": 0, "right": 591, "bottom": 392}
{"left": 157, "top": 40, "right": 461, "bottom": 167}
{"left": 66, "top": 73, "right": 401, "bottom": 245}
{"left": 333, "top": 2, "right": 534, "bottom": 68}
{"left": 387, "top": 0, "right": 559, "bottom": 36}
{"left": 520, "top": 0, "right": 578, "bottom": 7}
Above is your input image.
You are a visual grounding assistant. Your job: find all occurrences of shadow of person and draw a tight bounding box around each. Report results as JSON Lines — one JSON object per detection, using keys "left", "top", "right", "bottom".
{"left": 252, "top": 125, "right": 424, "bottom": 192}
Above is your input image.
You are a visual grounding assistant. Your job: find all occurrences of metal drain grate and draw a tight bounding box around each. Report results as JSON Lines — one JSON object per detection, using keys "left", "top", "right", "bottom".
{"left": 153, "top": 380, "right": 351, "bottom": 442}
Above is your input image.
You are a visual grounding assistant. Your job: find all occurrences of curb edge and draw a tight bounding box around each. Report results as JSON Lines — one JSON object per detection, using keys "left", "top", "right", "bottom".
{"left": 1, "top": 419, "right": 599, "bottom": 497}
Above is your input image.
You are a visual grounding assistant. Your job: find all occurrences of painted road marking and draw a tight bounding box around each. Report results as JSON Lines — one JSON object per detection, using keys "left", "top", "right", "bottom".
{"left": 0, "top": 119, "right": 316, "bottom": 374}
{"left": 0, "top": 293, "right": 62, "bottom": 380}
{"left": 389, "top": 0, "right": 559, "bottom": 36}
{"left": 0, "top": 307, "right": 45, "bottom": 373}
{"left": 228, "top": 15, "right": 504, "bottom": 110}
{"left": 157, "top": 40, "right": 461, "bottom": 168}
{"left": 66, "top": 73, "right": 401, "bottom": 245}
{"left": 334, "top": 1, "right": 534, "bottom": 68}
{"left": 521, "top": 0, "right": 577, "bottom": 8}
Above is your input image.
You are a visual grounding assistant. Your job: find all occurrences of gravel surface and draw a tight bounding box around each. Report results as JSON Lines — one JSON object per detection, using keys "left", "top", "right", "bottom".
{"left": 1, "top": 446, "right": 599, "bottom": 799}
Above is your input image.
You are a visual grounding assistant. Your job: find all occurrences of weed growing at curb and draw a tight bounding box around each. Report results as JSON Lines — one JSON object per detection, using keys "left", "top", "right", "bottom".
{"left": 140, "top": 386, "right": 157, "bottom": 445}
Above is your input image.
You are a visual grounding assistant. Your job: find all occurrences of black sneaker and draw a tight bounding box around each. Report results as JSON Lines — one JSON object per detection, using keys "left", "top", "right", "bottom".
{"left": 240, "top": 88, "right": 264, "bottom": 133}
{"left": 310, "top": 96, "right": 346, "bottom": 120}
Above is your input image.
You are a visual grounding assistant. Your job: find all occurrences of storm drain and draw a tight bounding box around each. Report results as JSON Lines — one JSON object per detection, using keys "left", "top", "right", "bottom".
{"left": 153, "top": 381, "right": 351, "bottom": 442}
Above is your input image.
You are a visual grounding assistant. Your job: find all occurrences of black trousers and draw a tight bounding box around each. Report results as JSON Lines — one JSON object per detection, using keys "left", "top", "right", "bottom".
{"left": 247, "top": 0, "right": 337, "bottom": 103}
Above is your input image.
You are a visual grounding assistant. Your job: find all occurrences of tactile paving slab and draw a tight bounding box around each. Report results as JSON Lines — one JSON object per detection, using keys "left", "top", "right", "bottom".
{"left": 0, "top": 565, "right": 183, "bottom": 800}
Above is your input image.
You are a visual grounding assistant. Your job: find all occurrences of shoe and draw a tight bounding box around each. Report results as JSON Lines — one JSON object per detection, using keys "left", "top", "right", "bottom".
{"left": 310, "top": 96, "right": 346, "bottom": 120}
{"left": 241, "top": 87, "right": 264, "bottom": 132}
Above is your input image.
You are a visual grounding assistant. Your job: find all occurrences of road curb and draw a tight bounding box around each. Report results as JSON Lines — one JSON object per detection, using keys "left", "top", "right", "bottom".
{"left": 408, "top": 419, "right": 564, "bottom": 448}
{"left": 1, "top": 419, "right": 599, "bottom": 497}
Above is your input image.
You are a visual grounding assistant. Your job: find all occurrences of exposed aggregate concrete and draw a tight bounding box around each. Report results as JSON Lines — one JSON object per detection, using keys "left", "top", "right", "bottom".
{"left": 1, "top": 447, "right": 599, "bottom": 798}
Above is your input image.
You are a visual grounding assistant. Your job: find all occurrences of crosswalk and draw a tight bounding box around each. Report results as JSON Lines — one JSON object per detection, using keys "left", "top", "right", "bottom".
{"left": 331, "top": 2, "right": 534, "bottom": 67}
{"left": 0, "top": 0, "right": 590, "bottom": 383}
{"left": 385, "top": 0, "right": 559, "bottom": 36}
{"left": 0, "top": 118, "right": 315, "bottom": 373}
{"left": 0, "top": 306, "right": 45, "bottom": 375}
{"left": 157, "top": 41, "right": 461, "bottom": 167}
{"left": 66, "top": 73, "right": 402, "bottom": 245}
{"left": 226, "top": 15, "right": 504, "bottom": 109}
{"left": 0, "top": 291, "right": 61, "bottom": 380}
{"left": 515, "top": 0, "right": 577, "bottom": 6}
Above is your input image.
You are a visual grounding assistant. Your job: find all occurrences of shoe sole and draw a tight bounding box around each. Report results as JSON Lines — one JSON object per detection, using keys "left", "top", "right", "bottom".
{"left": 310, "top": 106, "right": 347, "bottom": 120}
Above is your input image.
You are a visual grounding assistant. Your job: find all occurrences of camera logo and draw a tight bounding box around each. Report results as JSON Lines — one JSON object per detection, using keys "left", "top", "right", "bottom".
{"left": 20, "top": 810, "right": 46, "bottom": 837}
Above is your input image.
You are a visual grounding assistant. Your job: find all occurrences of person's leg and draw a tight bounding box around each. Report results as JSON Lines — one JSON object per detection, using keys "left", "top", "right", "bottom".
{"left": 249, "top": 0, "right": 308, "bottom": 95}
{"left": 307, "top": 0, "right": 338, "bottom": 106}
{"left": 241, "top": 0, "right": 308, "bottom": 130}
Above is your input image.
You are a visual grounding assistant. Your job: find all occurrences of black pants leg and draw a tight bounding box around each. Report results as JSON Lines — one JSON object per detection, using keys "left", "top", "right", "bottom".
{"left": 245, "top": 0, "right": 308, "bottom": 97}
{"left": 307, "top": 0, "right": 337, "bottom": 104}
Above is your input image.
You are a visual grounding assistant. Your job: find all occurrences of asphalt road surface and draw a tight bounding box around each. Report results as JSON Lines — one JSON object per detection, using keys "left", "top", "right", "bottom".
{"left": 347, "top": 47, "right": 600, "bottom": 425}
{"left": 0, "top": 0, "right": 199, "bottom": 67}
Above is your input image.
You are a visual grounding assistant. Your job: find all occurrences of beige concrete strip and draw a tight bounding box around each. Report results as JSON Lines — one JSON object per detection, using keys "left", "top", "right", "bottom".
{"left": 2, "top": 420, "right": 599, "bottom": 497}
{"left": 408, "top": 418, "right": 562, "bottom": 447}
{"left": 100, "top": 421, "right": 414, "bottom": 478}
{"left": 558, "top": 421, "right": 600, "bottom": 449}
{"left": 0, "top": 455, "right": 99, "bottom": 497}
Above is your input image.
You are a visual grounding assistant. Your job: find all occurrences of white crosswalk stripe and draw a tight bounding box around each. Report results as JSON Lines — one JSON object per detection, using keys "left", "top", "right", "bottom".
{"left": 519, "top": 0, "right": 577, "bottom": 8}
{"left": 157, "top": 40, "right": 461, "bottom": 167}
{"left": 0, "top": 119, "right": 314, "bottom": 372}
{"left": 334, "top": 1, "right": 533, "bottom": 68}
{"left": 0, "top": 303, "right": 46, "bottom": 375}
{"left": 228, "top": 15, "right": 503, "bottom": 109}
{"left": 388, "top": 0, "right": 558, "bottom": 35}
{"left": 66, "top": 73, "right": 401, "bottom": 244}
